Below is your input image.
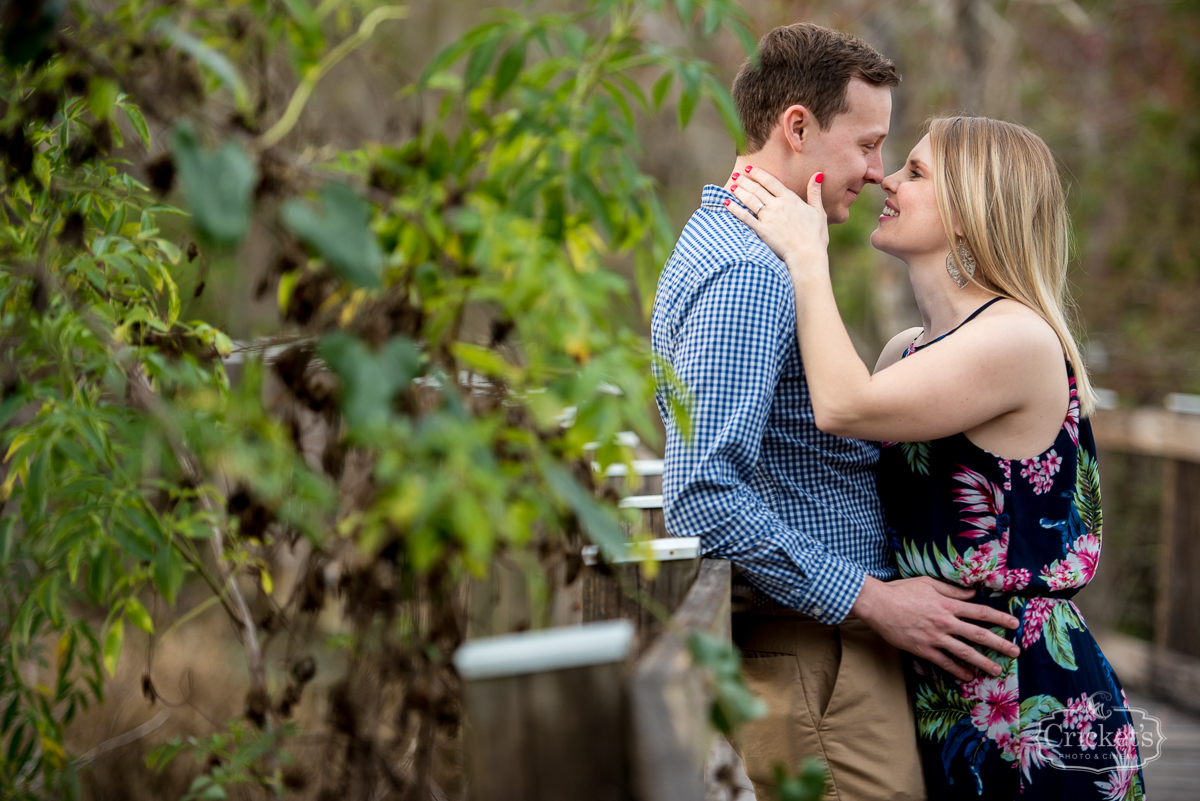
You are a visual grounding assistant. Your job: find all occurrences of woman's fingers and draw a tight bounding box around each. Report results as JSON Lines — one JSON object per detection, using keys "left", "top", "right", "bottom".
{"left": 740, "top": 165, "right": 792, "bottom": 201}
{"left": 723, "top": 195, "right": 760, "bottom": 230}
{"left": 730, "top": 182, "right": 765, "bottom": 214}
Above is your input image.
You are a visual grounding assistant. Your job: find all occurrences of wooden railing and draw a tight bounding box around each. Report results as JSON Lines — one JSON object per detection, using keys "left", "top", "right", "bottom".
{"left": 1092, "top": 405, "right": 1200, "bottom": 714}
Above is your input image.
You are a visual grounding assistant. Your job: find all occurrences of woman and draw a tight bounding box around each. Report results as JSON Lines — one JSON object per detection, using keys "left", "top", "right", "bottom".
{"left": 725, "top": 117, "right": 1145, "bottom": 800}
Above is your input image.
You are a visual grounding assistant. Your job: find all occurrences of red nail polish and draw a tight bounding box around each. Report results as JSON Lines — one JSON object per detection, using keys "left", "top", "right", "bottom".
{"left": 723, "top": 199, "right": 730, "bottom": 206}
{"left": 744, "top": 165, "right": 753, "bottom": 172}
{"left": 731, "top": 183, "right": 738, "bottom": 190}
{"left": 815, "top": 172, "right": 824, "bottom": 184}
{"left": 732, "top": 172, "right": 739, "bottom": 180}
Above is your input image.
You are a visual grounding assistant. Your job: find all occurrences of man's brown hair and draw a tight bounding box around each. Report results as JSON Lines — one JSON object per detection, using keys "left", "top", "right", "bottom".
{"left": 732, "top": 23, "right": 900, "bottom": 153}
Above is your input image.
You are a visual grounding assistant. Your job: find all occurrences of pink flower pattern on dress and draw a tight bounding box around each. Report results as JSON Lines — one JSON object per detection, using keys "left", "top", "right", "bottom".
{"left": 997, "top": 724, "right": 1061, "bottom": 785}
{"left": 1064, "top": 377, "right": 1081, "bottom": 446}
{"left": 969, "top": 672, "right": 1020, "bottom": 741}
{"left": 998, "top": 457, "right": 1012, "bottom": 491}
{"left": 1040, "top": 533, "right": 1102, "bottom": 590}
{"left": 1063, "top": 693, "right": 1099, "bottom": 731}
{"left": 1021, "top": 597, "right": 1057, "bottom": 649}
{"left": 1020, "top": 449, "right": 1062, "bottom": 495}
{"left": 1094, "top": 724, "right": 1142, "bottom": 801}
{"left": 951, "top": 465, "right": 1005, "bottom": 537}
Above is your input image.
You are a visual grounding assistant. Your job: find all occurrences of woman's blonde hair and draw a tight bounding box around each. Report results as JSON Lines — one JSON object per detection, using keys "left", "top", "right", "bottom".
{"left": 930, "top": 116, "right": 1097, "bottom": 417}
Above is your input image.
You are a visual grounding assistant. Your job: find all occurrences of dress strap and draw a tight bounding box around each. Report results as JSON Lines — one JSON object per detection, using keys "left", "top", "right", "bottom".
{"left": 909, "top": 297, "right": 1004, "bottom": 353}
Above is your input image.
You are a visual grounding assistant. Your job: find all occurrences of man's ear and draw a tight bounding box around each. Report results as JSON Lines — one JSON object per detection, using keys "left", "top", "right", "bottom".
{"left": 779, "top": 104, "right": 813, "bottom": 154}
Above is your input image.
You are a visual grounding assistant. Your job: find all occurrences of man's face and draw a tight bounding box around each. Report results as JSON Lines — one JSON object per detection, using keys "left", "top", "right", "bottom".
{"left": 800, "top": 79, "right": 892, "bottom": 224}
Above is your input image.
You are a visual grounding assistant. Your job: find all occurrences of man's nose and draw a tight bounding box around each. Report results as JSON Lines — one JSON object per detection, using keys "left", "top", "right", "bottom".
{"left": 865, "top": 151, "right": 885, "bottom": 184}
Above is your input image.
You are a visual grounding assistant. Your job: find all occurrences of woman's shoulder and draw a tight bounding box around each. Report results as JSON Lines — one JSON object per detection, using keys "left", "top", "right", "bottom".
{"left": 972, "top": 298, "right": 1063, "bottom": 358}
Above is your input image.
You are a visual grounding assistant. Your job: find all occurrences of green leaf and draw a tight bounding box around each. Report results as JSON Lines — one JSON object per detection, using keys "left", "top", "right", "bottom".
{"left": 703, "top": 73, "right": 746, "bottom": 154}
{"left": 773, "top": 759, "right": 829, "bottom": 801}
{"left": 1044, "top": 602, "right": 1081, "bottom": 671}
{"left": 1074, "top": 449, "right": 1102, "bottom": 537}
{"left": 147, "top": 738, "right": 187, "bottom": 772}
{"left": 170, "top": 121, "right": 257, "bottom": 247}
{"left": 125, "top": 597, "right": 154, "bottom": 634}
{"left": 418, "top": 21, "right": 504, "bottom": 86}
{"left": 103, "top": 618, "right": 124, "bottom": 677}
{"left": 1018, "top": 693, "right": 1064, "bottom": 728}
{"left": 88, "top": 77, "right": 120, "bottom": 121}
{"left": 688, "top": 630, "right": 766, "bottom": 734}
{"left": 492, "top": 40, "right": 526, "bottom": 99}
{"left": 465, "top": 36, "right": 501, "bottom": 89}
{"left": 652, "top": 71, "right": 674, "bottom": 110}
{"left": 914, "top": 675, "right": 973, "bottom": 740}
{"left": 452, "top": 342, "right": 520, "bottom": 383}
{"left": 536, "top": 454, "right": 623, "bottom": 559}
{"left": 282, "top": 183, "right": 383, "bottom": 288}
{"left": 562, "top": 26, "right": 587, "bottom": 59}
{"left": 900, "top": 441, "right": 931, "bottom": 476}
{"left": 678, "top": 65, "right": 701, "bottom": 129}
{"left": 155, "top": 21, "right": 251, "bottom": 111}
{"left": 0, "top": 393, "right": 24, "bottom": 430}
{"left": 318, "top": 333, "right": 422, "bottom": 432}
{"left": 120, "top": 103, "right": 152, "bottom": 151}
{"left": 0, "top": 516, "right": 15, "bottom": 567}
{"left": 153, "top": 546, "right": 185, "bottom": 606}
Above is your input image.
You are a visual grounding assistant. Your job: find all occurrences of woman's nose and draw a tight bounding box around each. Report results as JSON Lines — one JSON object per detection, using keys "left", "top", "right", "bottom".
{"left": 880, "top": 169, "right": 901, "bottom": 194}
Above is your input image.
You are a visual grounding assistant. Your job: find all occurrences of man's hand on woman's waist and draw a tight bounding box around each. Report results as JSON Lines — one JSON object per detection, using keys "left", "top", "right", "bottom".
{"left": 850, "top": 575, "right": 1021, "bottom": 682}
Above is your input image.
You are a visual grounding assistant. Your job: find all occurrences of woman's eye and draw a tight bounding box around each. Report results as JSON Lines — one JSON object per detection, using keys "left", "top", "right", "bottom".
{"left": 909, "top": 170, "right": 921, "bottom": 179}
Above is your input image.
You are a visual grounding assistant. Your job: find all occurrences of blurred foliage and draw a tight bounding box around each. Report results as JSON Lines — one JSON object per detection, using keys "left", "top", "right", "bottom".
{"left": 771, "top": 758, "right": 828, "bottom": 801}
{"left": 0, "top": 0, "right": 760, "bottom": 798}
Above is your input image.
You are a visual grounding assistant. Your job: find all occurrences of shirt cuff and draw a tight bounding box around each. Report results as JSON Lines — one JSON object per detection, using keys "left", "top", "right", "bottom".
{"left": 797, "top": 555, "right": 868, "bottom": 625}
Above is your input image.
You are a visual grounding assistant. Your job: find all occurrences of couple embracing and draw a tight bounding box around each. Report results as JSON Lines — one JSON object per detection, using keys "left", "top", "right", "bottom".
{"left": 652, "top": 22, "right": 1146, "bottom": 801}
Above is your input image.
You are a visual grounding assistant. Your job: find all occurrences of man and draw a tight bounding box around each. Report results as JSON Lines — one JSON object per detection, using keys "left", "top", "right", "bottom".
{"left": 652, "top": 23, "right": 1020, "bottom": 800}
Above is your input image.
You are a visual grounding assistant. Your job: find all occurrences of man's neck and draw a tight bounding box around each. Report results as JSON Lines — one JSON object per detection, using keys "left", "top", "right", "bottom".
{"left": 722, "top": 148, "right": 807, "bottom": 199}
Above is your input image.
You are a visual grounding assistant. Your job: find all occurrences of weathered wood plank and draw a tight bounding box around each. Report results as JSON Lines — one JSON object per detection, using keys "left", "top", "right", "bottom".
{"left": 582, "top": 539, "right": 703, "bottom": 652}
{"left": 1148, "top": 647, "right": 1200, "bottom": 718}
{"left": 457, "top": 621, "right": 636, "bottom": 801}
{"left": 1092, "top": 408, "right": 1200, "bottom": 463}
{"left": 1157, "top": 459, "right": 1200, "bottom": 659}
{"left": 629, "top": 559, "right": 732, "bottom": 801}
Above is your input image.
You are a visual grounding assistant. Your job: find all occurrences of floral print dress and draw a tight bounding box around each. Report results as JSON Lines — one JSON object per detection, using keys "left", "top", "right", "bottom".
{"left": 878, "top": 310, "right": 1146, "bottom": 801}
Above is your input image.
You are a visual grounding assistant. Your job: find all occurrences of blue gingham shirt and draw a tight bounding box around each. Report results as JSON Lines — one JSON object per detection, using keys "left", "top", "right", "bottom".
{"left": 651, "top": 185, "right": 896, "bottom": 625}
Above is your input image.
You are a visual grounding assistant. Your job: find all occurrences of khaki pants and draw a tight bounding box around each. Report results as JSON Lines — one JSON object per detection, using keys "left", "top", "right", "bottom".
{"left": 729, "top": 614, "right": 926, "bottom": 801}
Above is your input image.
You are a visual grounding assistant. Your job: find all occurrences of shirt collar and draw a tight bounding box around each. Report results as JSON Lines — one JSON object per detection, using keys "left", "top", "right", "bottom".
{"left": 701, "top": 183, "right": 755, "bottom": 216}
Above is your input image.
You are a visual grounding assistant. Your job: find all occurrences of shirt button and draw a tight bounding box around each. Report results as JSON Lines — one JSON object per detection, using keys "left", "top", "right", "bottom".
{"left": 811, "top": 606, "right": 823, "bottom": 617}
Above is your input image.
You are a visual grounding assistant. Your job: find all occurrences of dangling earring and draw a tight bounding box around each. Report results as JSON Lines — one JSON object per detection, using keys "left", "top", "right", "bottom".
{"left": 945, "top": 243, "right": 976, "bottom": 289}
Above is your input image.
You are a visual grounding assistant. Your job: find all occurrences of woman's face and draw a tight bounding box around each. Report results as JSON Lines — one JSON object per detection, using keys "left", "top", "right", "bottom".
{"left": 870, "top": 134, "right": 954, "bottom": 262}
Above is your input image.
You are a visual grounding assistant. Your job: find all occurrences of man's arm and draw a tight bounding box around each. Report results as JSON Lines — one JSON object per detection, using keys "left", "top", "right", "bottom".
{"left": 661, "top": 261, "right": 868, "bottom": 625}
